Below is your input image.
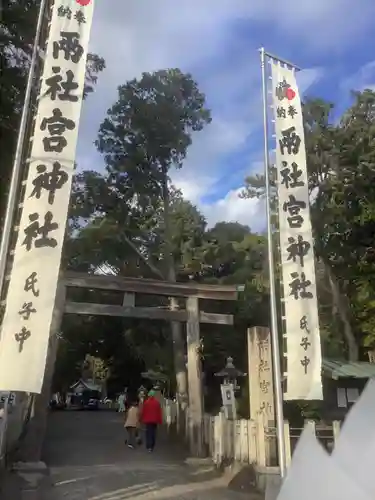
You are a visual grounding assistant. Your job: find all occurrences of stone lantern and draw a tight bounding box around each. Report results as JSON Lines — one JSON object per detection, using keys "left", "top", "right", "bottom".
{"left": 214, "top": 357, "right": 245, "bottom": 392}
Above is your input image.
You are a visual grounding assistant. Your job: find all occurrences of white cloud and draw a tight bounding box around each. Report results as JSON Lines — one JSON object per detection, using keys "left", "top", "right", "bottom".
{"left": 340, "top": 61, "right": 375, "bottom": 93}
{"left": 203, "top": 188, "right": 265, "bottom": 230}
{"left": 89, "top": 0, "right": 375, "bottom": 64}
{"left": 173, "top": 177, "right": 211, "bottom": 205}
{"left": 76, "top": 0, "right": 374, "bottom": 227}
{"left": 253, "top": 0, "right": 375, "bottom": 50}
{"left": 296, "top": 68, "right": 325, "bottom": 95}
{"left": 176, "top": 176, "right": 265, "bottom": 231}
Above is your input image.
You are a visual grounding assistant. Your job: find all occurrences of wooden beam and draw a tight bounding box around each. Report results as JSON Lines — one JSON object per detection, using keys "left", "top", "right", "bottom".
{"left": 62, "top": 272, "right": 239, "bottom": 301}
{"left": 64, "top": 301, "right": 234, "bottom": 325}
{"left": 65, "top": 302, "right": 185, "bottom": 322}
{"left": 200, "top": 312, "right": 233, "bottom": 325}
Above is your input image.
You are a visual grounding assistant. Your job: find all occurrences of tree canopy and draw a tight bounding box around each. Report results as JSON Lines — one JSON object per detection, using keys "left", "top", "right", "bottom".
{"left": 62, "top": 68, "right": 262, "bottom": 402}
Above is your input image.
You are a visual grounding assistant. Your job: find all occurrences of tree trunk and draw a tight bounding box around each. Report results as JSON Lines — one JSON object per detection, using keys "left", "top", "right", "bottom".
{"left": 161, "top": 172, "right": 188, "bottom": 411}
{"left": 122, "top": 233, "right": 164, "bottom": 279}
{"left": 323, "top": 260, "right": 359, "bottom": 361}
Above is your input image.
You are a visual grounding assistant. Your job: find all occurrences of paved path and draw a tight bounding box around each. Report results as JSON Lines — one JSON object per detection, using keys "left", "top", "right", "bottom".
{"left": 41, "top": 410, "right": 251, "bottom": 500}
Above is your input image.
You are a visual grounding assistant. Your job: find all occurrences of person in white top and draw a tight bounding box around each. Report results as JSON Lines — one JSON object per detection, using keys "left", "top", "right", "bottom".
{"left": 118, "top": 393, "right": 126, "bottom": 412}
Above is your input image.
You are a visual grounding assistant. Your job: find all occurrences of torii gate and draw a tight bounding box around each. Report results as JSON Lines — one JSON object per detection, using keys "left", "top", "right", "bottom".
{"left": 22, "top": 272, "right": 240, "bottom": 460}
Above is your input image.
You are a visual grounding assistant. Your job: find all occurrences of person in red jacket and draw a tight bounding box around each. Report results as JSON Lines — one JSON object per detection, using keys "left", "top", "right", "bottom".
{"left": 140, "top": 390, "right": 162, "bottom": 452}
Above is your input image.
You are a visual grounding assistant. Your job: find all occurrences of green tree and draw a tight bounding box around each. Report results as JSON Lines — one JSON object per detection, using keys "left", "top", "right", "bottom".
{"left": 64, "top": 192, "right": 209, "bottom": 397}
{"left": 53, "top": 314, "right": 147, "bottom": 395}
{"left": 64, "top": 205, "right": 273, "bottom": 403}
{"left": 82, "top": 354, "right": 110, "bottom": 384}
{"left": 71, "top": 69, "right": 211, "bottom": 406}
{"left": 192, "top": 223, "right": 269, "bottom": 393}
{"left": 147, "top": 189, "right": 207, "bottom": 279}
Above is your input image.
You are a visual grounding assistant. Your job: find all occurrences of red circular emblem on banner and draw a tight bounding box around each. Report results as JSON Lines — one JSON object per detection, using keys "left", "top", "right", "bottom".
{"left": 286, "top": 88, "right": 296, "bottom": 101}
{"left": 76, "top": 0, "right": 91, "bottom": 6}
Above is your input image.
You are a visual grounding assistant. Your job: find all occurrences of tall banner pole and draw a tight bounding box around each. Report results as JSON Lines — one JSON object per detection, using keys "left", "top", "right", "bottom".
{"left": 259, "top": 47, "right": 287, "bottom": 477}
{"left": 269, "top": 53, "right": 322, "bottom": 402}
{"left": 0, "top": 0, "right": 48, "bottom": 446}
{"left": 0, "top": 0, "right": 48, "bottom": 299}
{"left": 261, "top": 46, "right": 323, "bottom": 485}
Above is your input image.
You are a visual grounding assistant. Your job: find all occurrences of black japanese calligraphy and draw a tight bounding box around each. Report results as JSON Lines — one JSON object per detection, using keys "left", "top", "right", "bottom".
{"left": 257, "top": 339, "right": 269, "bottom": 350}
{"left": 18, "top": 302, "right": 37, "bottom": 320}
{"left": 30, "top": 162, "right": 69, "bottom": 205}
{"left": 300, "top": 315, "right": 310, "bottom": 334}
{"left": 40, "top": 108, "right": 76, "bottom": 153}
{"left": 275, "top": 79, "right": 294, "bottom": 101}
{"left": 45, "top": 67, "right": 79, "bottom": 102}
{"left": 15, "top": 327, "right": 31, "bottom": 353}
{"left": 280, "top": 161, "right": 304, "bottom": 189}
{"left": 74, "top": 10, "right": 86, "bottom": 25}
{"left": 288, "top": 105, "right": 297, "bottom": 118}
{"left": 259, "top": 401, "right": 272, "bottom": 414}
{"left": 300, "top": 356, "right": 310, "bottom": 374}
{"left": 286, "top": 235, "right": 311, "bottom": 267}
{"left": 289, "top": 272, "right": 313, "bottom": 300}
{"left": 57, "top": 5, "right": 72, "bottom": 19}
{"left": 259, "top": 380, "right": 270, "bottom": 394}
{"left": 24, "top": 272, "right": 39, "bottom": 297}
{"left": 22, "top": 212, "right": 58, "bottom": 251}
{"left": 53, "top": 32, "right": 83, "bottom": 63}
{"left": 279, "top": 126, "right": 301, "bottom": 155}
{"left": 259, "top": 359, "right": 270, "bottom": 372}
{"left": 57, "top": 5, "right": 85, "bottom": 24}
{"left": 283, "top": 194, "right": 306, "bottom": 229}
{"left": 300, "top": 336, "right": 311, "bottom": 351}
{"left": 277, "top": 106, "right": 298, "bottom": 119}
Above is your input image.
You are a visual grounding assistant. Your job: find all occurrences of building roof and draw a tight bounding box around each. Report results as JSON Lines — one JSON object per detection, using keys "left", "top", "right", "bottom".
{"left": 70, "top": 379, "right": 101, "bottom": 392}
{"left": 322, "top": 359, "right": 375, "bottom": 380}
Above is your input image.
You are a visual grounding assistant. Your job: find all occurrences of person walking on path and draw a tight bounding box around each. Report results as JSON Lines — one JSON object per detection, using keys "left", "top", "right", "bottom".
{"left": 140, "top": 390, "right": 162, "bottom": 452}
{"left": 118, "top": 392, "right": 126, "bottom": 413}
{"left": 124, "top": 400, "right": 140, "bottom": 449}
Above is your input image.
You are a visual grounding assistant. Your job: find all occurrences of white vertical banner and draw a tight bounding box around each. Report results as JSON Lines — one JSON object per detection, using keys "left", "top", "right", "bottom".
{"left": 270, "top": 62, "right": 322, "bottom": 400}
{"left": 0, "top": 0, "right": 95, "bottom": 393}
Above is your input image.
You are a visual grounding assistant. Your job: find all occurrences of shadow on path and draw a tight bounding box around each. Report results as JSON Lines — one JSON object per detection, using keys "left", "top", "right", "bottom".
{"left": 41, "top": 410, "right": 248, "bottom": 500}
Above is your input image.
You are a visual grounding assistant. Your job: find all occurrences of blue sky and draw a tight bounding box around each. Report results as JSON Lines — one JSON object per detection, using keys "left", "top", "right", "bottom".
{"left": 76, "top": 0, "right": 375, "bottom": 231}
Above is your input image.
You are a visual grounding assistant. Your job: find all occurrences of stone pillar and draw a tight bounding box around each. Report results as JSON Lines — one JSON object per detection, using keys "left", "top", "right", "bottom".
{"left": 247, "top": 327, "right": 276, "bottom": 463}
